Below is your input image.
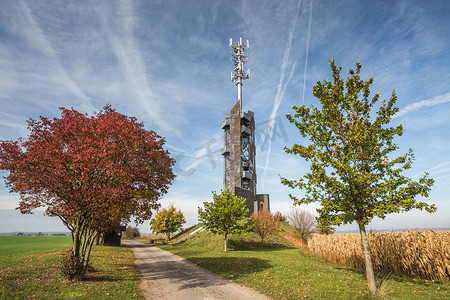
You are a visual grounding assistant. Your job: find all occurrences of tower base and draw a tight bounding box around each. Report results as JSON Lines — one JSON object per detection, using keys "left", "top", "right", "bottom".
{"left": 234, "top": 187, "right": 270, "bottom": 217}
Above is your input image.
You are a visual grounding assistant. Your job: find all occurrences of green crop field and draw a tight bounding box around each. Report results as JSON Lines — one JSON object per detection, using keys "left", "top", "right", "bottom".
{"left": 161, "top": 227, "right": 449, "bottom": 300}
{"left": 0, "top": 236, "right": 143, "bottom": 299}
{"left": 0, "top": 236, "right": 72, "bottom": 268}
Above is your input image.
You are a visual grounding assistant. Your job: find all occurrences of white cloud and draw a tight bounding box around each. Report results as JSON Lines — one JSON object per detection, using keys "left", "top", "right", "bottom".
{"left": 0, "top": 112, "right": 28, "bottom": 140}
{"left": 0, "top": 192, "right": 20, "bottom": 210}
{"left": 395, "top": 92, "right": 450, "bottom": 118}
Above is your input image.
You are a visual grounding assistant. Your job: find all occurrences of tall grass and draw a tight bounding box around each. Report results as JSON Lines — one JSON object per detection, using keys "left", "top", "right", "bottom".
{"left": 308, "top": 230, "right": 450, "bottom": 280}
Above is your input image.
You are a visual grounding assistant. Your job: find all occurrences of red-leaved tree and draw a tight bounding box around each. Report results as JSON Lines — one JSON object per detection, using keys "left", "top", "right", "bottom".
{"left": 251, "top": 209, "right": 280, "bottom": 247}
{"left": 0, "top": 105, "right": 175, "bottom": 278}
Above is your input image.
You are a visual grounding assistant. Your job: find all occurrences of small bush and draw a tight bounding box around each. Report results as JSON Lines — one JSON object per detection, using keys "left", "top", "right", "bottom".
{"left": 124, "top": 226, "right": 140, "bottom": 239}
{"left": 288, "top": 208, "right": 317, "bottom": 244}
{"left": 60, "top": 252, "right": 85, "bottom": 280}
{"left": 273, "top": 211, "right": 288, "bottom": 223}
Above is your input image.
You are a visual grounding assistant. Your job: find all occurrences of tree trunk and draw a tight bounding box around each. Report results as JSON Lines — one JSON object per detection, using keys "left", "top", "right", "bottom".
{"left": 72, "top": 217, "right": 84, "bottom": 257}
{"left": 73, "top": 232, "right": 80, "bottom": 257}
{"left": 261, "top": 237, "right": 264, "bottom": 248}
{"left": 358, "top": 221, "right": 377, "bottom": 295}
{"left": 224, "top": 234, "right": 227, "bottom": 252}
{"left": 82, "top": 231, "right": 95, "bottom": 271}
{"left": 94, "top": 233, "right": 101, "bottom": 245}
{"left": 68, "top": 217, "right": 97, "bottom": 278}
{"left": 167, "top": 232, "right": 170, "bottom": 240}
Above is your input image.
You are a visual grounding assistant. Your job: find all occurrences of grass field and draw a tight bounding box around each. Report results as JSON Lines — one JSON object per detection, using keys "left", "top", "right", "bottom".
{"left": 161, "top": 227, "right": 449, "bottom": 300}
{"left": 0, "top": 236, "right": 143, "bottom": 299}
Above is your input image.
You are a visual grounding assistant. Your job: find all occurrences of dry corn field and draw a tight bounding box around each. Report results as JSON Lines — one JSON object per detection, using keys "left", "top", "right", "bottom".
{"left": 308, "top": 230, "right": 450, "bottom": 280}
{"left": 140, "top": 234, "right": 167, "bottom": 239}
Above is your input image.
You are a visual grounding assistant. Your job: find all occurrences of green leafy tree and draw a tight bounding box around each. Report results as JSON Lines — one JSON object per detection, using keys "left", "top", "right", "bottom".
{"left": 198, "top": 188, "right": 252, "bottom": 251}
{"left": 281, "top": 59, "right": 436, "bottom": 294}
{"left": 316, "top": 219, "right": 335, "bottom": 235}
{"left": 150, "top": 204, "right": 186, "bottom": 240}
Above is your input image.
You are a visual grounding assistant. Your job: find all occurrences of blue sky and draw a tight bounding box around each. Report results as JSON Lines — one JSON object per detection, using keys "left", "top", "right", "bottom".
{"left": 1, "top": 0, "right": 449, "bottom": 233}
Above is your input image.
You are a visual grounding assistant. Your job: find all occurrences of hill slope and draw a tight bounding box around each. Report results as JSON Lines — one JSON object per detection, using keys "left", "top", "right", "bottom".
{"left": 169, "top": 223, "right": 297, "bottom": 251}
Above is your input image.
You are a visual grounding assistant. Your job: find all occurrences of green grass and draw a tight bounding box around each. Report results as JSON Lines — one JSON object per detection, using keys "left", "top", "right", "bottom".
{"left": 0, "top": 236, "right": 73, "bottom": 269}
{"left": 160, "top": 229, "right": 449, "bottom": 299}
{"left": 170, "top": 223, "right": 203, "bottom": 241}
{"left": 0, "top": 236, "right": 143, "bottom": 299}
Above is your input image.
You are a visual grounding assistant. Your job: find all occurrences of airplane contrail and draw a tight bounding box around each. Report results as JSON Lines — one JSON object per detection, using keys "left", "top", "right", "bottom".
{"left": 302, "top": 0, "right": 313, "bottom": 105}
{"left": 394, "top": 92, "right": 450, "bottom": 119}
{"left": 261, "top": 0, "right": 302, "bottom": 187}
{"left": 412, "top": 161, "right": 450, "bottom": 178}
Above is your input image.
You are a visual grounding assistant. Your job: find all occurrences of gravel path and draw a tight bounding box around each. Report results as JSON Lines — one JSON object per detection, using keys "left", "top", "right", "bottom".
{"left": 123, "top": 240, "right": 271, "bottom": 300}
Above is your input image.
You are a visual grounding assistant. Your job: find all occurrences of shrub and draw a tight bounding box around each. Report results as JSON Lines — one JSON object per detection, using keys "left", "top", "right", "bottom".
{"left": 251, "top": 209, "right": 281, "bottom": 247}
{"left": 60, "top": 252, "right": 85, "bottom": 281}
{"left": 124, "top": 226, "right": 141, "bottom": 239}
{"left": 273, "top": 211, "right": 288, "bottom": 223}
{"left": 288, "top": 208, "right": 317, "bottom": 244}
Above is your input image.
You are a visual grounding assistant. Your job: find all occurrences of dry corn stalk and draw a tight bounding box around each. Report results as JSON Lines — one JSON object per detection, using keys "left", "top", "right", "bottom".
{"left": 308, "top": 230, "right": 450, "bottom": 280}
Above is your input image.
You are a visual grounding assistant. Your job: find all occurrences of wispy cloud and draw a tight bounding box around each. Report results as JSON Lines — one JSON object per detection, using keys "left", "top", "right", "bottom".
{"left": 394, "top": 92, "right": 450, "bottom": 119}
{"left": 261, "top": 0, "right": 302, "bottom": 187}
{"left": 18, "top": 0, "right": 95, "bottom": 112}
{"left": 412, "top": 160, "right": 450, "bottom": 179}
{"left": 100, "top": 0, "right": 175, "bottom": 132}
{"left": 0, "top": 112, "right": 28, "bottom": 140}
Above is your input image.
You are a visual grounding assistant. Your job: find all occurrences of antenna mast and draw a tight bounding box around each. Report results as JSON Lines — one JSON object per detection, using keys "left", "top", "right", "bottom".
{"left": 230, "top": 37, "right": 250, "bottom": 109}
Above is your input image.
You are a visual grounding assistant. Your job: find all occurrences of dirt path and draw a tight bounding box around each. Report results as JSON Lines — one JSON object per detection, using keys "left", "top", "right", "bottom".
{"left": 123, "top": 240, "right": 271, "bottom": 300}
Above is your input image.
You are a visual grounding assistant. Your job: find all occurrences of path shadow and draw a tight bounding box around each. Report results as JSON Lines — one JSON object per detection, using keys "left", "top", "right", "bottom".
{"left": 228, "top": 238, "right": 296, "bottom": 251}
{"left": 135, "top": 255, "right": 271, "bottom": 290}
{"left": 187, "top": 256, "right": 271, "bottom": 281}
{"left": 121, "top": 242, "right": 160, "bottom": 248}
{"left": 83, "top": 261, "right": 140, "bottom": 282}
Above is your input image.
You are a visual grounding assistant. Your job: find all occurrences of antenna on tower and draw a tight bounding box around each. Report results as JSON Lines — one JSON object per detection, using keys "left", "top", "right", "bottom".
{"left": 230, "top": 37, "right": 250, "bottom": 109}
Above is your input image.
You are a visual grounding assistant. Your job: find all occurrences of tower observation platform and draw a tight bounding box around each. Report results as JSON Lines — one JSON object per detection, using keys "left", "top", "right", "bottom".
{"left": 222, "top": 38, "right": 269, "bottom": 215}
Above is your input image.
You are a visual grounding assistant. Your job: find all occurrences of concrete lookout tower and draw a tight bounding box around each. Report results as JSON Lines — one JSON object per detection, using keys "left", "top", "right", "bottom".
{"left": 222, "top": 38, "right": 269, "bottom": 215}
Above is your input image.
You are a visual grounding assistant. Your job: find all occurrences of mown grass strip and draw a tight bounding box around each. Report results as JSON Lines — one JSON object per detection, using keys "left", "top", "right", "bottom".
{"left": 0, "top": 236, "right": 143, "bottom": 299}
{"left": 160, "top": 230, "right": 449, "bottom": 299}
